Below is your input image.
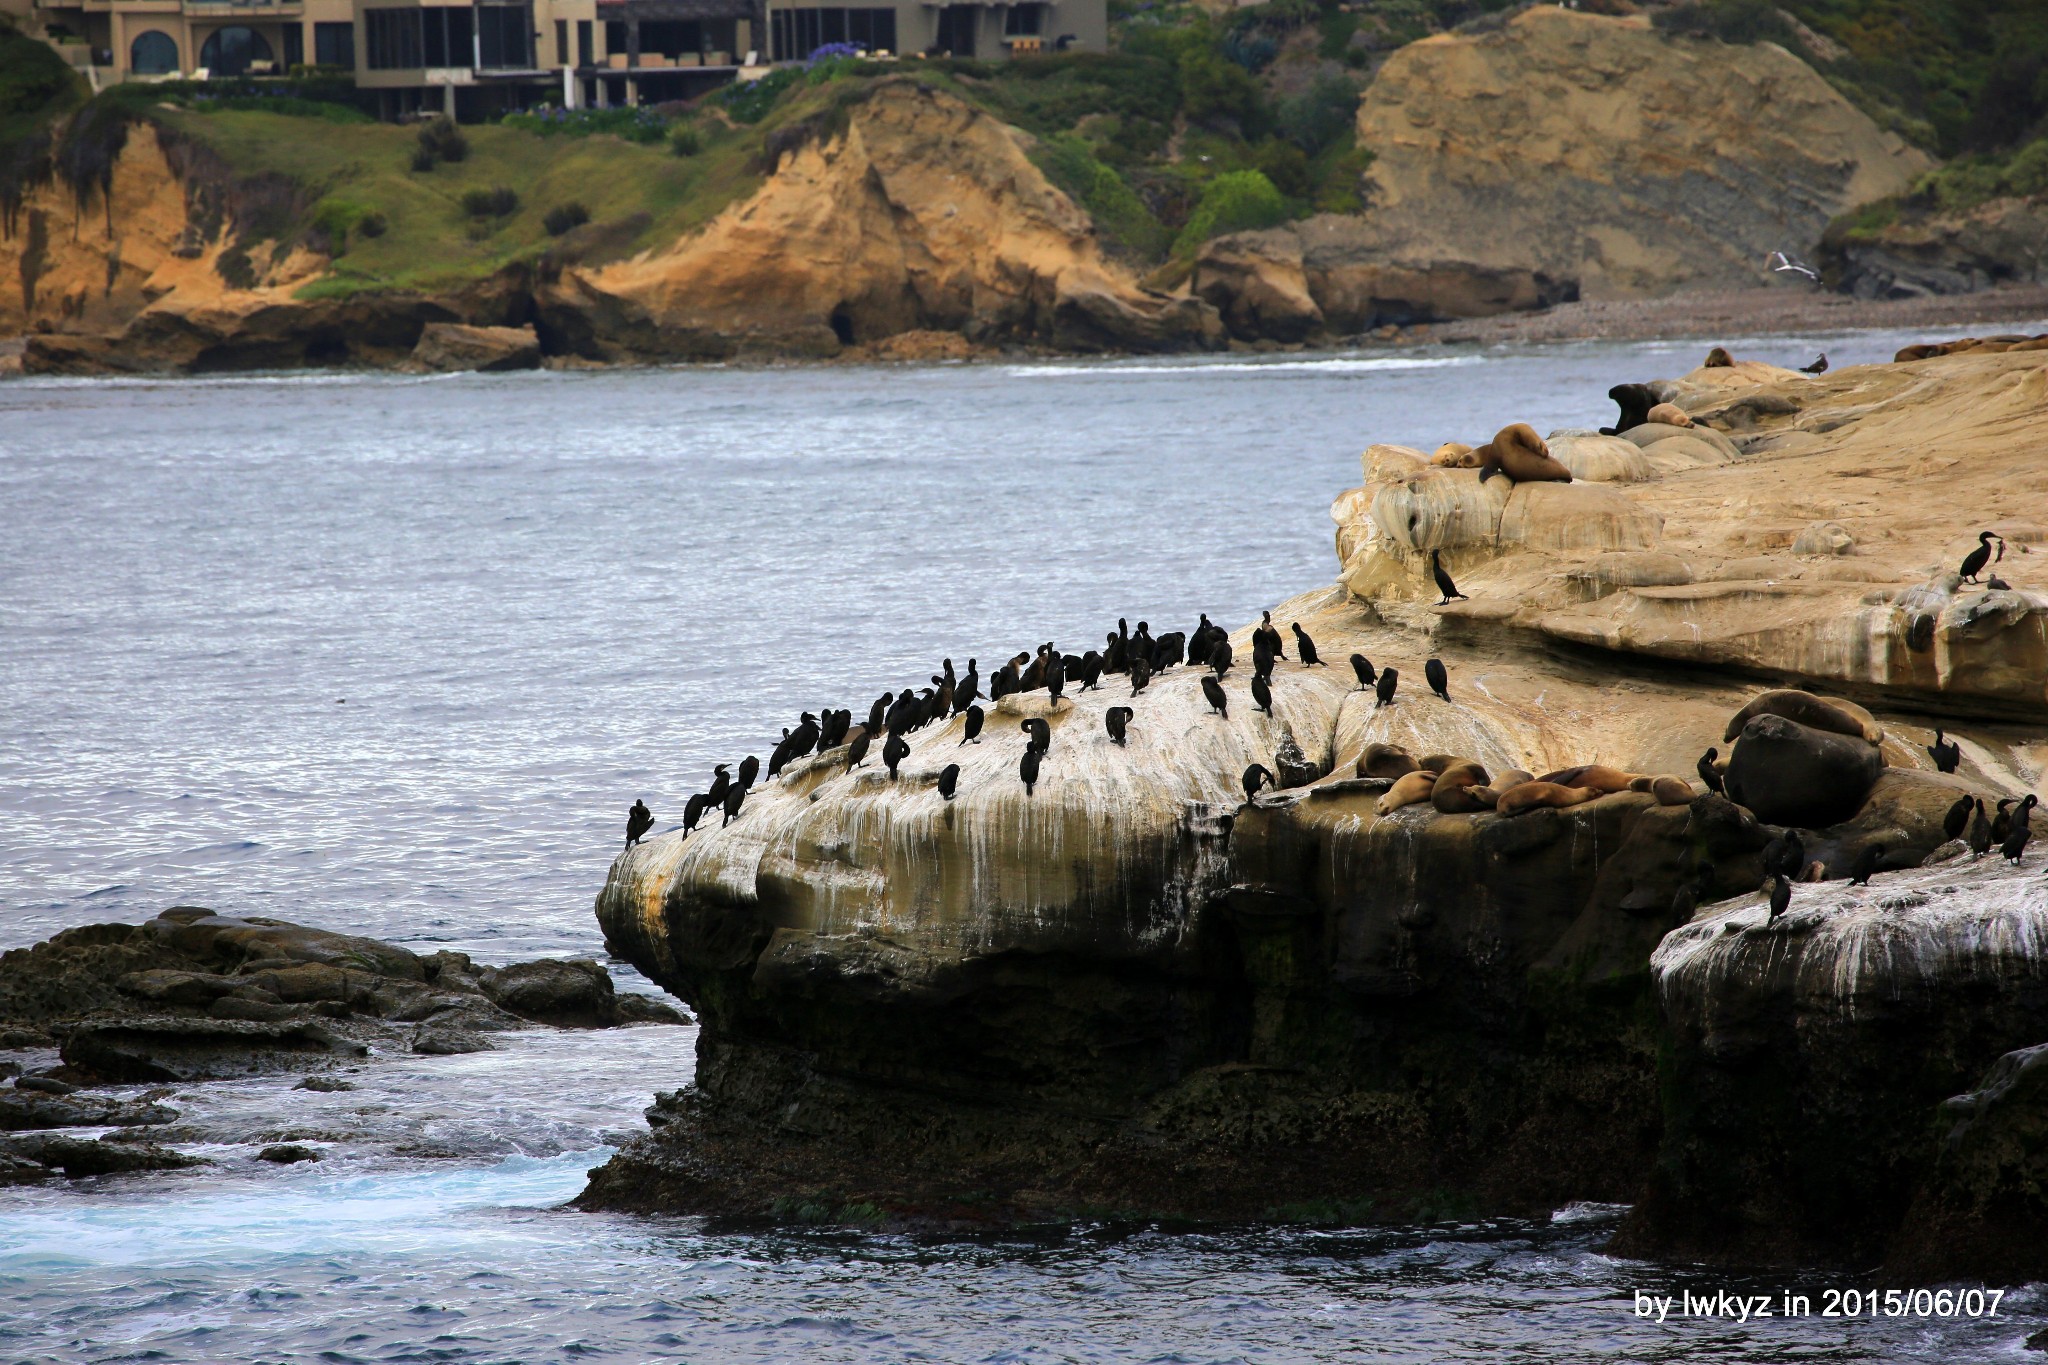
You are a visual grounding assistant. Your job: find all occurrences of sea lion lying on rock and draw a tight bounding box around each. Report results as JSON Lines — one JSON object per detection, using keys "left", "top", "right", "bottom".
{"left": 1704, "top": 347, "right": 1735, "bottom": 367}
{"left": 1430, "top": 442, "right": 1482, "bottom": 469}
{"left": 1628, "top": 775, "right": 1699, "bottom": 806}
{"left": 1359, "top": 743, "right": 1418, "bottom": 779}
{"left": 1722, "top": 713, "right": 1884, "bottom": 828}
{"left": 1375, "top": 770, "right": 1437, "bottom": 814}
{"left": 1476, "top": 423, "right": 1574, "bottom": 485}
{"left": 1723, "top": 689, "right": 1883, "bottom": 745}
{"left": 1497, "top": 782, "right": 1600, "bottom": 817}
{"left": 1418, "top": 753, "right": 1467, "bottom": 774}
{"left": 1536, "top": 764, "right": 1644, "bottom": 794}
{"left": 1603, "top": 383, "right": 1658, "bottom": 435}
{"left": 1431, "top": 762, "right": 1497, "bottom": 814}
{"left": 1491, "top": 769, "right": 1534, "bottom": 793}
{"left": 1644, "top": 402, "right": 1694, "bottom": 428}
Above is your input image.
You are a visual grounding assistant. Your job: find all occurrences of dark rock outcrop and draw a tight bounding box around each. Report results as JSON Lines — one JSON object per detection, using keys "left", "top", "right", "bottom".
{"left": 1821, "top": 197, "right": 2048, "bottom": 299}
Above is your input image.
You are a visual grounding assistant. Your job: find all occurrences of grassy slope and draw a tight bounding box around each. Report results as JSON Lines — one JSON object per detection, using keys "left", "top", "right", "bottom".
{"left": 153, "top": 106, "right": 765, "bottom": 297}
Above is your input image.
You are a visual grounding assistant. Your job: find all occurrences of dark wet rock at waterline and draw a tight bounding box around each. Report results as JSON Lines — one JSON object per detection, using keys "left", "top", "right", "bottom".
{"left": 257, "top": 1143, "right": 323, "bottom": 1164}
{"left": 59, "top": 1016, "right": 370, "bottom": 1083}
{"left": 0, "top": 1089, "right": 177, "bottom": 1132}
{"left": 0, "top": 1133, "right": 207, "bottom": 1178}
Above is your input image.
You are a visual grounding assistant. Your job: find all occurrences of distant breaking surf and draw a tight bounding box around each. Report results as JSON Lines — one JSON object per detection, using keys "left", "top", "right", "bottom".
{"left": 1004, "top": 354, "right": 1482, "bottom": 378}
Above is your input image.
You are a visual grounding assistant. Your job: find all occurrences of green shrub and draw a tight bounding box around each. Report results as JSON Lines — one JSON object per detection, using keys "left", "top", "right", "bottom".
{"left": 718, "top": 66, "right": 804, "bottom": 123}
{"left": 668, "top": 122, "right": 702, "bottom": 156}
{"left": 358, "top": 209, "right": 387, "bottom": 237}
{"left": 1652, "top": 0, "right": 1794, "bottom": 46}
{"left": 1035, "top": 132, "right": 1170, "bottom": 260}
{"left": 503, "top": 106, "right": 667, "bottom": 142}
{"left": 542, "top": 200, "right": 589, "bottom": 235}
{"left": 417, "top": 115, "right": 468, "bottom": 163}
{"left": 1251, "top": 138, "right": 1311, "bottom": 198}
{"left": 460, "top": 185, "right": 518, "bottom": 217}
{"left": 409, "top": 145, "right": 437, "bottom": 173}
{"left": 1171, "top": 169, "right": 1288, "bottom": 256}
{"left": 1275, "top": 73, "right": 1357, "bottom": 157}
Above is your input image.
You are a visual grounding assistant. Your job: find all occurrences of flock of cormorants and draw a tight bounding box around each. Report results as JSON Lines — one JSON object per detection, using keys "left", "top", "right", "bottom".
{"left": 623, "top": 602, "right": 1471, "bottom": 846}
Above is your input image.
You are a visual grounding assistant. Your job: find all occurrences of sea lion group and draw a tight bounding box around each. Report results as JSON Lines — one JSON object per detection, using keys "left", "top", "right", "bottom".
{"left": 1362, "top": 747, "right": 1695, "bottom": 819}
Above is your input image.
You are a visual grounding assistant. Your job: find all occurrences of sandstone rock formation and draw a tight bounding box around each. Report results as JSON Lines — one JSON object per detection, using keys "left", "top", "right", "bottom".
{"left": 6, "top": 81, "right": 1220, "bottom": 373}
{"left": 585, "top": 348, "right": 2048, "bottom": 1265}
{"left": 1191, "top": 8, "right": 1932, "bottom": 337}
{"left": 408, "top": 322, "right": 542, "bottom": 373}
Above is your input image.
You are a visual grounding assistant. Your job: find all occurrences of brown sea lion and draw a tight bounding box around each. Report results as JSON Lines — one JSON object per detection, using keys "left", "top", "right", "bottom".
{"left": 1418, "top": 753, "right": 1471, "bottom": 775}
{"left": 1722, "top": 689, "right": 1880, "bottom": 745}
{"left": 1644, "top": 402, "right": 1694, "bottom": 428}
{"left": 1704, "top": 347, "right": 1735, "bottom": 367}
{"left": 1429, "top": 441, "right": 1482, "bottom": 468}
{"left": 1497, "top": 782, "right": 1601, "bottom": 817}
{"left": 1375, "top": 770, "right": 1438, "bottom": 815}
{"left": 1536, "top": 764, "right": 1643, "bottom": 794}
{"left": 1721, "top": 713, "right": 1884, "bottom": 828}
{"left": 1432, "top": 763, "right": 1498, "bottom": 814}
{"left": 1358, "top": 743, "right": 1418, "bottom": 779}
{"left": 1490, "top": 769, "right": 1535, "bottom": 793}
{"left": 1475, "top": 423, "right": 1573, "bottom": 485}
{"left": 1649, "top": 776, "right": 1695, "bottom": 806}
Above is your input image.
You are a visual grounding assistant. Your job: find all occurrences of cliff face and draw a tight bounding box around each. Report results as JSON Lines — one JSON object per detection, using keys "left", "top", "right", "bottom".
{"left": 585, "top": 348, "right": 2048, "bottom": 1259}
{"left": 1822, "top": 196, "right": 2048, "bottom": 300}
{"left": 1189, "top": 8, "right": 1933, "bottom": 340}
{"left": 9, "top": 81, "right": 1219, "bottom": 373}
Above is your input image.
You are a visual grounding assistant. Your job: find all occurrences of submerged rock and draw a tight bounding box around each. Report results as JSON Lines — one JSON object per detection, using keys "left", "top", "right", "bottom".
{"left": 0, "top": 1090, "right": 177, "bottom": 1132}
{"left": 59, "top": 1016, "right": 368, "bottom": 1083}
{"left": 1, "top": 1133, "right": 206, "bottom": 1177}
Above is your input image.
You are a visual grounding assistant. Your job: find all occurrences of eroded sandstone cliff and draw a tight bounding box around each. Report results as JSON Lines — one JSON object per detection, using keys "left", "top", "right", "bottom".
{"left": 1191, "top": 8, "right": 1936, "bottom": 340}
{"left": 583, "top": 347, "right": 2048, "bottom": 1266}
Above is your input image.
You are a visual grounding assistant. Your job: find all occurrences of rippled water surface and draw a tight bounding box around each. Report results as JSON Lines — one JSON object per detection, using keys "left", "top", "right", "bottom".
{"left": 4, "top": 331, "right": 2042, "bottom": 1362}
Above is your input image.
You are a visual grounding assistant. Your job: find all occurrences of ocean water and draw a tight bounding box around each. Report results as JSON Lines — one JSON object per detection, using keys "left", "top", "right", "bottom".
{"left": 3, "top": 330, "right": 2042, "bottom": 1362}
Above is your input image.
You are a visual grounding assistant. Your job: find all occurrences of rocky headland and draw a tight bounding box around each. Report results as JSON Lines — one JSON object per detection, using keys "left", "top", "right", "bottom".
{"left": 582, "top": 343, "right": 2048, "bottom": 1278}
{"left": 0, "top": 907, "right": 685, "bottom": 1182}
{"left": 0, "top": 9, "right": 1966, "bottom": 374}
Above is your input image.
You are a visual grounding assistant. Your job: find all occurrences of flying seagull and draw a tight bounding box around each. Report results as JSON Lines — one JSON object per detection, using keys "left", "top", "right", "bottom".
{"left": 1766, "top": 251, "right": 1818, "bottom": 280}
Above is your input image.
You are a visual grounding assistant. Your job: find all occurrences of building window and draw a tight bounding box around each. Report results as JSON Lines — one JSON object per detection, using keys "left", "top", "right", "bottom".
{"left": 554, "top": 18, "right": 567, "bottom": 64}
{"left": 282, "top": 23, "right": 304, "bottom": 67}
{"left": 933, "top": 6, "right": 974, "bottom": 56}
{"left": 1004, "top": 3, "right": 1044, "bottom": 35}
{"left": 199, "top": 26, "right": 273, "bottom": 76}
{"left": 314, "top": 21, "right": 354, "bottom": 67}
{"left": 129, "top": 30, "right": 178, "bottom": 74}
{"left": 364, "top": 9, "right": 422, "bottom": 69}
{"left": 576, "top": 19, "right": 592, "bottom": 64}
{"left": 476, "top": 5, "right": 531, "bottom": 68}
{"left": 421, "top": 8, "right": 476, "bottom": 67}
{"left": 769, "top": 7, "right": 895, "bottom": 60}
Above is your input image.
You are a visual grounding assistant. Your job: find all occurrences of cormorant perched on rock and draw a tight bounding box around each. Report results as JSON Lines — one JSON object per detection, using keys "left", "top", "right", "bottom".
{"left": 1129, "top": 655, "right": 1152, "bottom": 696}
{"left": 1210, "top": 639, "right": 1233, "bottom": 677}
{"left": 1992, "top": 799, "right": 2017, "bottom": 842}
{"left": 1046, "top": 652, "right": 1066, "bottom": 709}
{"left": 625, "top": 799, "right": 653, "bottom": 847}
{"left": 1242, "top": 764, "right": 1275, "bottom": 804}
{"left": 1928, "top": 728, "right": 1960, "bottom": 773}
{"left": 1021, "top": 717, "right": 1051, "bottom": 755}
{"left": 1080, "top": 652, "right": 1103, "bottom": 691}
{"left": 705, "top": 764, "right": 732, "bottom": 807}
{"left": 1252, "top": 674, "right": 1273, "bottom": 715}
{"left": 682, "top": 792, "right": 711, "bottom": 834}
{"left": 1799, "top": 352, "right": 1828, "bottom": 375}
{"left": 954, "top": 661, "right": 979, "bottom": 715}
{"left": 1969, "top": 799, "right": 1994, "bottom": 857}
{"left": 1767, "top": 874, "right": 1791, "bottom": 924}
{"left": 2003, "top": 824, "right": 2033, "bottom": 865}
{"left": 737, "top": 755, "right": 761, "bottom": 790}
{"left": 1254, "top": 611, "right": 1285, "bottom": 660}
{"left": 1942, "top": 792, "right": 1974, "bottom": 843}
{"left": 1291, "top": 624, "right": 1323, "bottom": 667}
{"left": 1762, "top": 829, "right": 1804, "bottom": 879}
{"left": 938, "top": 764, "right": 959, "bottom": 801}
{"left": 1375, "top": 668, "right": 1398, "bottom": 708}
{"left": 1129, "top": 623, "right": 1154, "bottom": 669}
{"left": 1105, "top": 706, "right": 1132, "bottom": 746}
{"left": 1960, "top": 530, "right": 2003, "bottom": 584}
{"left": 1151, "top": 631, "right": 1186, "bottom": 671}
{"left": 1349, "top": 654, "right": 1376, "bottom": 689}
{"left": 721, "top": 783, "right": 745, "bottom": 827}
{"left": 1252, "top": 635, "right": 1275, "bottom": 682}
{"left": 1425, "top": 658, "right": 1449, "bottom": 702}
{"left": 846, "top": 727, "right": 872, "bottom": 770}
{"left": 1431, "top": 551, "right": 1467, "bottom": 606}
{"left": 1697, "top": 748, "right": 1724, "bottom": 793}
{"left": 961, "top": 705, "right": 985, "bottom": 745}
{"left": 1104, "top": 626, "right": 1127, "bottom": 675}
{"left": 867, "top": 693, "right": 892, "bottom": 736}
{"left": 1189, "top": 615, "right": 1220, "bottom": 665}
{"left": 1020, "top": 747, "right": 1041, "bottom": 795}
{"left": 1848, "top": 843, "right": 1886, "bottom": 885}
{"left": 883, "top": 732, "right": 909, "bottom": 780}
{"left": 1202, "top": 675, "right": 1228, "bottom": 716}
{"left": 791, "top": 712, "right": 820, "bottom": 757}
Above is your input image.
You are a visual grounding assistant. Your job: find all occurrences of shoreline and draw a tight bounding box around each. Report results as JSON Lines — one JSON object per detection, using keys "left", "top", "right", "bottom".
{"left": 5, "top": 285, "right": 2048, "bottom": 380}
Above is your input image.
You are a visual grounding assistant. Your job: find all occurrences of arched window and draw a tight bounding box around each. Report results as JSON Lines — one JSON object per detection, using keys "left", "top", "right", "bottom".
{"left": 199, "top": 26, "right": 273, "bottom": 77}
{"left": 130, "top": 30, "right": 179, "bottom": 75}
